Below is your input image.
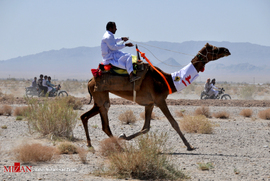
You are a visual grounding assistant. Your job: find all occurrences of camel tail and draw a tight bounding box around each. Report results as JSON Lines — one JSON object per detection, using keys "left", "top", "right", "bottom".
{"left": 88, "top": 78, "right": 93, "bottom": 104}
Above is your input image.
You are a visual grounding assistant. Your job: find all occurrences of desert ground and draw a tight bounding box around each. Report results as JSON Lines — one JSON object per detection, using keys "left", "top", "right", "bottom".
{"left": 0, "top": 79, "right": 270, "bottom": 181}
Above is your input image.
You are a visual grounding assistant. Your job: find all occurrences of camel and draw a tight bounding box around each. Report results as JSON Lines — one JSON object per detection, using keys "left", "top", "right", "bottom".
{"left": 80, "top": 43, "right": 231, "bottom": 150}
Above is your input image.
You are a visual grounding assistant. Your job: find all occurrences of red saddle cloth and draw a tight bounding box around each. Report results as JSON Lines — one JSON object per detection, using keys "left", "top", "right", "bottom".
{"left": 93, "top": 63, "right": 149, "bottom": 92}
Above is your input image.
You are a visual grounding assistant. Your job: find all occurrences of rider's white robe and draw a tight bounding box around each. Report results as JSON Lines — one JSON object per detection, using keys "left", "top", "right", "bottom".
{"left": 101, "top": 31, "right": 133, "bottom": 74}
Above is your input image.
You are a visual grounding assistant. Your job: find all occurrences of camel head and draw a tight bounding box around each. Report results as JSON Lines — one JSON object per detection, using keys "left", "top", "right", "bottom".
{"left": 197, "top": 43, "right": 231, "bottom": 63}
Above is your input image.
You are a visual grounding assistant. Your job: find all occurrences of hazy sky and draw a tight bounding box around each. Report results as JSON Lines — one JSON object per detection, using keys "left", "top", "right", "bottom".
{"left": 0, "top": 0, "right": 269, "bottom": 60}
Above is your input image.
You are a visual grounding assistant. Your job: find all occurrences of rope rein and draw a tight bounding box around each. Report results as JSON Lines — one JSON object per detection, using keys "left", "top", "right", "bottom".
{"left": 130, "top": 40, "right": 220, "bottom": 67}
{"left": 136, "top": 48, "right": 173, "bottom": 94}
{"left": 130, "top": 39, "right": 194, "bottom": 57}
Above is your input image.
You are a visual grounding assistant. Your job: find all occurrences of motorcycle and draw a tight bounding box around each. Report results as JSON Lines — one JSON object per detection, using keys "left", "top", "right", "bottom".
{"left": 200, "top": 88, "right": 231, "bottom": 100}
{"left": 25, "top": 86, "right": 39, "bottom": 97}
{"left": 25, "top": 84, "right": 68, "bottom": 97}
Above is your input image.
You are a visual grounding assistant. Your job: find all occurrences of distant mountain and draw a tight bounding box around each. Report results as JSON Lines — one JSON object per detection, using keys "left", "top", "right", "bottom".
{"left": 206, "top": 63, "right": 268, "bottom": 73}
{"left": 156, "top": 57, "right": 182, "bottom": 73}
{"left": 0, "top": 41, "right": 270, "bottom": 80}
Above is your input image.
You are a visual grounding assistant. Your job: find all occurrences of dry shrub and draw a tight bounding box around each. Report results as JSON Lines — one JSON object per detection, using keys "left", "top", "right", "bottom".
{"left": 179, "top": 115, "right": 213, "bottom": 134}
{"left": 25, "top": 97, "right": 77, "bottom": 139}
{"left": 99, "top": 136, "right": 124, "bottom": 157}
{"left": 0, "top": 88, "right": 3, "bottom": 97}
{"left": 0, "top": 94, "right": 15, "bottom": 103}
{"left": 0, "top": 105, "right": 13, "bottom": 116}
{"left": 239, "top": 85, "right": 256, "bottom": 100}
{"left": 139, "top": 111, "right": 157, "bottom": 120}
{"left": 240, "top": 109, "right": 253, "bottom": 118}
{"left": 57, "top": 142, "right": 78, "bottom": 154}
{"left": 13, "top": 143, "right": 59, "bottom": 163}
{"left": 212, "top": 111, "right": 230, "bottom": 119}
{"left": 258, "top": 108, "right": 270, "bottom": 120}
{"left": 175, "top": 109, "right": 186, "bottom": 117}
{"left": 197, "top": 162, "right": 214, "bottom": 171}
{"left": 118, "top": 110, "right": 137, "bottom": 124}
{"left": 100, "top": 133, "right": 187, "bottom": 180}
{"left": 77, "top": 147, "right": 88, "bottom": 164}
{"left": 13, "top": 106, "right": 28, "bottom": 116}
{"left": 57, "top": 142, "right": 88, "bottom": 163}
{"left": 194, "top": 106, "right": 211, "bottom": 118}
{"left": 66, "top": 96, "right": 83, "bottom": 110}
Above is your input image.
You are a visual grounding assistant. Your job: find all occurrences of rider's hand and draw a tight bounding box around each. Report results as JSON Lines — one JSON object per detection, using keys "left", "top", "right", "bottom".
{"left": 122, "top": 37, "right": 129, "bottom": 42}
{"left": 125, "top": 43, "right": 133, "bottom": 47}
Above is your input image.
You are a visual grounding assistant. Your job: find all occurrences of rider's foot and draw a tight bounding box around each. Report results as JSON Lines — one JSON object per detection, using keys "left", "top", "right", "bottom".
{"left": 130, "top": 72, "right": 141, "bottom": 82}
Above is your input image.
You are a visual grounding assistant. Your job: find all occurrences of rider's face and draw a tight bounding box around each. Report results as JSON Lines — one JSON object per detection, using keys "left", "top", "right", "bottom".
{"left": 110, "top": 24, "right": 117, "bottom": 34}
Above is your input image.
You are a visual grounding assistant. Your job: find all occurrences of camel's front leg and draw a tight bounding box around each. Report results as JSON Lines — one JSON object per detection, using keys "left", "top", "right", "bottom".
{"left": 119, "top": 104, "right": 154, "bottom": 140}
{"left": 157, "top": 100, "right": 194, "bottom": 151}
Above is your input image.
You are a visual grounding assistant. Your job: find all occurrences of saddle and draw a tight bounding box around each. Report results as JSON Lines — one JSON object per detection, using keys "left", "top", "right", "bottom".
{"left": 92, "top": 61, "right": 149, "bottom": 92}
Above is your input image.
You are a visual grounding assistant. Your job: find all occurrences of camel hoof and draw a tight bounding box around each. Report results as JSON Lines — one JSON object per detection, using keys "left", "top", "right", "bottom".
{"left": 87, "top": 146, "right": 95, "bottom": 153}
{"left": 119, "top": 133, "right": 127, "bottom": 140}
{"left": 187, "top": 146, "right": 196, "bottom": 151}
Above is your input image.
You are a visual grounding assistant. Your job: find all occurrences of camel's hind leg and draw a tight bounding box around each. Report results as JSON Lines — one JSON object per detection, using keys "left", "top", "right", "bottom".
{"left": 120, "top": 103, "right": 154, "bottom": 140}
{"left": 157, "top": 100, "right": 194, "bottom": 151}
{"left": 80, "top": 105, "right": 100, "bottom": 147}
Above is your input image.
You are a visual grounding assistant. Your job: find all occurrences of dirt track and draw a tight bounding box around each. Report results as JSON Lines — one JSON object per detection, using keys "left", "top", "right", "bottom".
{"left": 2, "top": 97, "right": 270, "bottom": 108}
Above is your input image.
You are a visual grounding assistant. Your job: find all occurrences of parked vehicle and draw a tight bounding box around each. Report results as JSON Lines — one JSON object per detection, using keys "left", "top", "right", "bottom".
{"left": 200, "top": 88, "right": 231, "bottom": 100}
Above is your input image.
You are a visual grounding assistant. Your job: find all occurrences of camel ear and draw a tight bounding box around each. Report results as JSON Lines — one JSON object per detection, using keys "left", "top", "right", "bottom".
{"left": 205, "top": 43, "right": 210, "bottom": 47}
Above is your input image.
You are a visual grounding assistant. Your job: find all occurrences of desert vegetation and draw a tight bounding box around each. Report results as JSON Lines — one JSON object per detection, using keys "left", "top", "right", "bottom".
{"left": 0, "top": 104, "right": 13, "bottom": 116}
{"left": 194, "top": 106, "right": 212, "bottom": 118}
{"left": 1, "top": 79, "right": 270, "bottom": 99}
{"left": 1, "top": 78, "right": 270, "bottom": 180}
{"left": 98, "top": 133, "right": 188, "bottom": 180}
{"left": 179, "top": 115, "right": 214, "bottom": 134}
{"left": 13, "top": 143, "right": 59, "bottom": 163}
{"left": 212, "top": 111, "right": 230, "bottom": 119}
{"left": 118, "top": 110, "right": 137, "bottom": 124}
{"left": 258, "top": 108, "right": 270, "bottom": 120}
{"left": 139, "top": 111, "right": 157, "bottom": 120}
{"left": 24, "top": 97, "right": 77, "bottom": 139}
{"left": 239, "top": 109, "right": 253, "bottom": 118}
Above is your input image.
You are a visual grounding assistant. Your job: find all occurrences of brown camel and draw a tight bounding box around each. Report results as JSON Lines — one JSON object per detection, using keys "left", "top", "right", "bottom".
{"left": 80, "top": 43, "right": 231, "bottom": 150}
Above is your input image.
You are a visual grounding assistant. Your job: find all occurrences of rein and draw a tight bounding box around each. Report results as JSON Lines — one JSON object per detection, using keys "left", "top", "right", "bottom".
{"left": 136, "top": 48, "right": 173, "bottom": 94}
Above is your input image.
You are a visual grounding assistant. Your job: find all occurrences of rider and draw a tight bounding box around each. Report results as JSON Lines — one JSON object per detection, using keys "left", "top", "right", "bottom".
{"left": 101, "top": 21, "right": 140, "bottom": 82}
{"left": 210, "top": 78, "right": 219, "bottom": 98}
{"left": 46, "top": 76, "right": 56, "bottom": 93}
{"left": 204, "top": 78, "right": 211, "bottom": 94}
{"left": 31, "top": 77, "right": 37, "bottom": 88}
{"left": 204, "top": 78, "right": 219, "bottom": 98}
{"left": 38, "top": 74, "right": 47, "bottom": 94}
{"left": 42, "top": 75, "right": 50, "bottom": 94}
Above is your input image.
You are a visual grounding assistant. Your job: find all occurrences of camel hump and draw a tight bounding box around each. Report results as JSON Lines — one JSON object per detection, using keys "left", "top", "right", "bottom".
{"left": 93, "top": 63, "right": 149, "bottom": 92}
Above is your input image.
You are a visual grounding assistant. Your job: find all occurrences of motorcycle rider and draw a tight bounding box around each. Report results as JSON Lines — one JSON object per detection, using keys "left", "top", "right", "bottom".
{"left": 31, "top": 77, "right": 37, "bottom": 88}
{"left": 38, "top": 74, "right": 47, "bottom": 94}
{"left": 46, "top": 76, "right": 56, "bottom": 94}
{"left": 204, "top": 78, "right": 219, "bottom": 99}
{"left": 42, "top": 75, "right": 51, "bottom": 94}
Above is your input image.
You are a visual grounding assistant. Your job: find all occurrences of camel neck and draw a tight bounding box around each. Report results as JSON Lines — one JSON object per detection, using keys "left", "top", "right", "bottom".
{"left": 164, "top": 73, "right": 177, "bottom": 93}
{"left": 191, "top": 56, "right": 206, "bottom": 72}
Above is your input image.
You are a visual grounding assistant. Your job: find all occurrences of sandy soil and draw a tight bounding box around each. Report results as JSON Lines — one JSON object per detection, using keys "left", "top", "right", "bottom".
{"left": 0, "top": 99, "right": 270, "bottom": 181}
